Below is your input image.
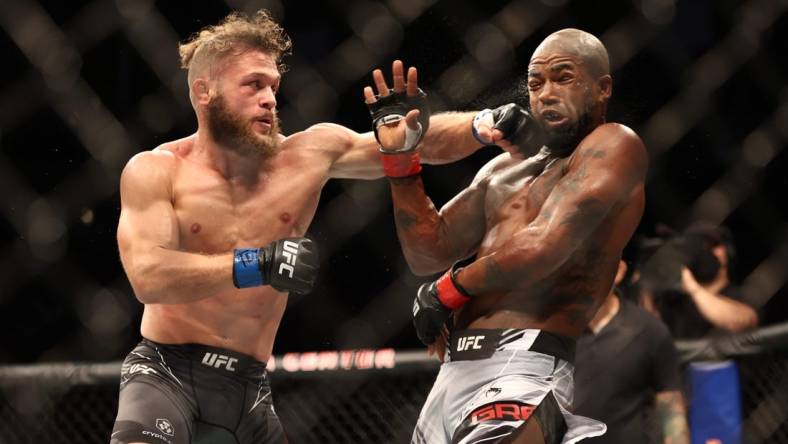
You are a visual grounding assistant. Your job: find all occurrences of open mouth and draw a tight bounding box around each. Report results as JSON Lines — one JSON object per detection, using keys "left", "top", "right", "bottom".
{"left": 253, "top": 116, "right": 273, "bottom": 132}
{"left": 541, "top": 110, "right": 568, "bottom": 126}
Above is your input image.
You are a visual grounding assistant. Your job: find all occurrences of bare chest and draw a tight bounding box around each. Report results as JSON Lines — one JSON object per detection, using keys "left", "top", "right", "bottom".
{"left": 481, "top": 157, "right": 567, "bottom": 252}
{"left": 172, "top": 160, "right": 326, "bottom": 253}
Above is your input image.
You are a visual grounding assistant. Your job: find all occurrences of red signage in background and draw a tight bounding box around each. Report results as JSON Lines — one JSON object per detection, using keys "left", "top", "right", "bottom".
{"left": 267, "top": 348, "right": 397, "bottom": 372}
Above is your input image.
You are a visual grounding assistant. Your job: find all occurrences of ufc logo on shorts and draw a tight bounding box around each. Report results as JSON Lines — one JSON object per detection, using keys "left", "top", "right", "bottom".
{"left": 457, "top": 335, "right": 485, "bottom": 352}
{"left": 278, "top": 241, "right": 299, "bottom": 278}
{"left": 202, "top": 352, "right": 238, "bottom": 371}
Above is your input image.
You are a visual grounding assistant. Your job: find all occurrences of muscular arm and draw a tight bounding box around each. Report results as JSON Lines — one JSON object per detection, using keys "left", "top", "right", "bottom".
{"left": 420, "top": 112, "right": 483, "bottom": 164}
{"left": 391, "top": 156, "right": 505, "bottom": 275}
{"left": 310, "top": 111, "right": 482, "bottom": 180}
{"left": 655, "top": 391, "right": 690, "bottom": 444}
{"left": 682, "top": 271, "right": 758, "bottom": 332}
{"left": 117, "top": 151, "right": 235, "bottom": 304}
{"left": 454, "top": 124, "right": 648, "bottom": 295}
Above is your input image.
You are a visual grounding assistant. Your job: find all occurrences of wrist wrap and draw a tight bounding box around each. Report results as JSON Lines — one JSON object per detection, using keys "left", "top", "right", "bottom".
{"left": 233, "top": 248, "right": 264, "bottom": 288}
{"left": 471, "top": 109, "right": 495, "bottom": 145}
{"left": 380, "top": 151, "right": 422, "bottom": 178}
{"left": 435, "top": 269, "right": 472, "bottom": 310}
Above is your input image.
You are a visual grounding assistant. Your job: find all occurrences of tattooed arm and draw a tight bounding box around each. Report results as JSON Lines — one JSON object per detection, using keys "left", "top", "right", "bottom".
{"left": 655, "top": 391, "right": 690, "bottom": 444}
{"left": 389, "top": 154, "right": 508, "bottom": 275}
{"left": 454, "top": 123, "right": 648, "bottom": 294}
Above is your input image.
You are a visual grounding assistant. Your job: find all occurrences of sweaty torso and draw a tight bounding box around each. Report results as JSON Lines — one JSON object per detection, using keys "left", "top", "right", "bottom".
{"left": 455, "top": 148, "right": 644, "bottom": 338}
{"left": 141, "top": 134, "right": 330, "bottom": 361}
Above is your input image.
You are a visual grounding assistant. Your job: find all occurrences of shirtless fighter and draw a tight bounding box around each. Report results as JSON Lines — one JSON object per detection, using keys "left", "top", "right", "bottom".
{"left": 369, "top": 29, "right": 648, "bottom": 443}
{"left": 111, "top": 10, "right": 484, "bottom": 444}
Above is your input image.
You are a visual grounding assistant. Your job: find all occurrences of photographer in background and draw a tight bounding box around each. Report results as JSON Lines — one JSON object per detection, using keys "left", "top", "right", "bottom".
{"left": 640, "top": 223, "right": 758, "bottom": 339}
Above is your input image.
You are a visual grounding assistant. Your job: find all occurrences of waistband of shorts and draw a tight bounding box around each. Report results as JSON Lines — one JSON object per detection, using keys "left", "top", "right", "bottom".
{"left": 447, "top": 329, "right": 576, "bottom": 364}
{"left": 140, "top": 338, "right": 268, "bottom": 376}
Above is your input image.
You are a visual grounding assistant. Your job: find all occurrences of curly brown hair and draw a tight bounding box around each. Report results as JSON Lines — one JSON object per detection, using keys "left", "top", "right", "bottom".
{"left": 178, "top": 9, "right": 292, "bottom": 79}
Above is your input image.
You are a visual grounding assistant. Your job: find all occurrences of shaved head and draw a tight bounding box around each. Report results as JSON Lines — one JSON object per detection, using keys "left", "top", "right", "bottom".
{"left": 531, "top": 28, "right": 609, "bottom": 78}
{"left": 527, "top": 29, "right": 613, "bottom": 153}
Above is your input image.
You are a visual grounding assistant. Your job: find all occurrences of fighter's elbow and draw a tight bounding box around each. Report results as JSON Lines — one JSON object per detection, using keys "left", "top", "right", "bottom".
{"left": 126, "top": 262, "right": 165, "bottom": 304}
{"left": 129, "top": 278, "right": 158, "bottom": 305}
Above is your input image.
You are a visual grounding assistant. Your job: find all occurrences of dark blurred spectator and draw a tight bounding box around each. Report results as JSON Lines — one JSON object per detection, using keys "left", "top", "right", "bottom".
{"left": 642, "top": 223, "right": 758, "bottom": 339}
{"left": 575, "top": 260, "right": 690, "bottom": 444}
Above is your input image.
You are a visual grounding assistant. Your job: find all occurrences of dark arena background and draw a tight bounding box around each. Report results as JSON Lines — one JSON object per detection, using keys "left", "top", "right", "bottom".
{"left": 1, "top": 0, "right": 787, "bottom": 443}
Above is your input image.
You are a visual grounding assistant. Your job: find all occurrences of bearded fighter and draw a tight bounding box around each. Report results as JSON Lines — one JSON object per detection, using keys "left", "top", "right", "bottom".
{"left": 111, "top": 10, "right": 485, "bottom": 444}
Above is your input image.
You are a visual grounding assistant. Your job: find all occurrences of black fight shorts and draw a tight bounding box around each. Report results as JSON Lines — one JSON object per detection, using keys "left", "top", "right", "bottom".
{"left": 110, "top": 339, "right": 285, "bottom": 444}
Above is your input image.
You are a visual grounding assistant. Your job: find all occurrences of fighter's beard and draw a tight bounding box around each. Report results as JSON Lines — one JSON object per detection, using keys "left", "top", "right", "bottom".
{"left": 543, "top": 103, "right": 595, "bottom": 155}
{"left": 206, "top": 94, "right": 281, "bottom": 158}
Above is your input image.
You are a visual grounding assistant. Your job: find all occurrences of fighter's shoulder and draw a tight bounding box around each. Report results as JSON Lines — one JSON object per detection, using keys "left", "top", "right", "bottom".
{"left": 302, "top": 122, "right": 351, "bottom": 134}
{"left": 121, "top": 142, "right": 183, "bottom": 189}
{"left": 575, "top": 123, "right": 647, "bottom": 173}
{"left": 284, "top": 123, "right": 354, "bottom": 145}
{"left": 276, "top": 124, "right": 351, "bottom": 161}
{"left": 124, "top": 150, "right": 176, "bottom": 174}
{"left": 586, "top": 123, "right": 646, "bottom": 158}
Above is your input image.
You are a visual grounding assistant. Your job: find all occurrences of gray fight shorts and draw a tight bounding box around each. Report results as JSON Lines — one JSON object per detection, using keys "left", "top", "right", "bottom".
{"left": 412, "top": 329, "right": 606, "bottom": 444}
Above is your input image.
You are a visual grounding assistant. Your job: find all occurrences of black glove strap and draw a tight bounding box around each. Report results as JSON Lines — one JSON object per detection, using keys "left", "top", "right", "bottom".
{"left": 367, "top": 88, "right": 431, "bottom": 146}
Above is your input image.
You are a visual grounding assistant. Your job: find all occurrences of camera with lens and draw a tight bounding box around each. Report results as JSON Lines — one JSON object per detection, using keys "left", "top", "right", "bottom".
{"left": 638, "top": 224, "right": 727, "bottom": 293}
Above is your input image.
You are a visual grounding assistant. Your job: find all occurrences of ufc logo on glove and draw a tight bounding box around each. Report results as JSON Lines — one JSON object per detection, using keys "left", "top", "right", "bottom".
{"left": 233, "top": 235, "right": 317, "bottom": 294}
{"left": 278, "top": 241, "right": 299, "bottom": 278}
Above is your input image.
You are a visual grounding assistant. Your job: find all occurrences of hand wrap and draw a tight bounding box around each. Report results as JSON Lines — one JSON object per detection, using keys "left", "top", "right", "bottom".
{"left": 367, "top": 88, "right": 431, "bottom": 178}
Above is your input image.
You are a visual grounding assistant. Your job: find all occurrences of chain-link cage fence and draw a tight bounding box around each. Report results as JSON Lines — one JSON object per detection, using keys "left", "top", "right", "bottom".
{"left": 1, "top": 325, "right": 786, "bottom": 443}
{"left": 739, "top": 351, "right": 788, "bottom": 443}
{"left": 0, "top": 355, "right": 438, "bottom": 444}
{"left": 1, "top": 0, "right": 787, "bottom": 443}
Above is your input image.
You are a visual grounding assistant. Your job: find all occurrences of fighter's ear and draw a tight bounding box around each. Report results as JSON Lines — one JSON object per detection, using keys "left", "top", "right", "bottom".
{"left": 193, "top": 78, "right": 212, "bottom": 105}
{"left": 597, "top": 75, "right": 612, "bottom": 102}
